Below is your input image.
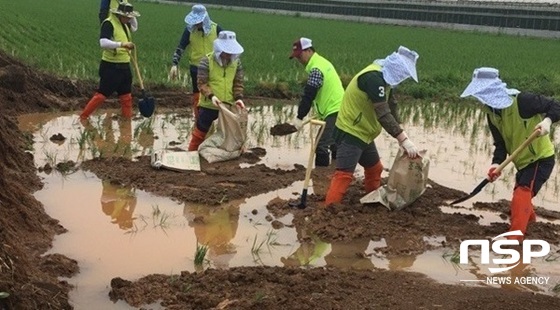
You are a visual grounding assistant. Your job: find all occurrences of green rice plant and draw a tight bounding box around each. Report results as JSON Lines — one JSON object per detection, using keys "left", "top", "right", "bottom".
{"left": 43, "top": 150, "right": 58, "bottom": 167}
{"left": 3, "top": 0, "right": 560, "bottom": 100}
{"left": 552, "top": 283, "right": 560, "bottom": 293}
{"left": 0, "top": 292, "right": 9, "bottom": 299}
{"left": 442, "top": 250, "right": 461, "bottom": 265}
{"left": 253, "top": 291, "right": 267, "bottom": 304}
{"left": 194, "top": 242, "right": 209, "bottom": 266}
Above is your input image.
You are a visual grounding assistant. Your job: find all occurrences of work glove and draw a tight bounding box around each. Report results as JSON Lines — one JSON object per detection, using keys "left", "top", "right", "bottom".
{"left": 235, "top": 99, "right": 245, "bottom": 109}
{"left": 396, "top": 131, "right": 418, "bottom": 158}
{"left": 290, "top": 117, "right": 304, "bottom": 131}
{"left": 169, "top": 65, "right": 178, "bottom": 80}
{"left": 534, "top": 117, "right": 552, "bottom": 136}
{"left": 211, "top": 95, "right": 222, "bottom": 107}
{"left": 400, "top": 139, "right": 419, "bottom": 159}
{"left": 487, "top": 163, "right": 501, "bottom": 182}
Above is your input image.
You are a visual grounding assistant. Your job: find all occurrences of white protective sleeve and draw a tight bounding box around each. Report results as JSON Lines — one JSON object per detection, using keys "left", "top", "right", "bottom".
{"left": 100, "top": 38, "right": 121, "bottom": 49}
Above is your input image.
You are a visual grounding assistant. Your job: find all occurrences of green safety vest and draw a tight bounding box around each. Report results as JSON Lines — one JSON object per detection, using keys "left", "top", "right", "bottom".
{"left": 336, "top": 63, "right": 391, "bottom": 144}
{"left": 485, "top": 96, "right": 555, "bottom": 170}
{"left": 101, "top": 14, "right": 132, "bottom": 63}
{"left": 188, "top": 23, "right": 218, "bottom": 67}
{"left": 199, "top": 53, "right": 239, "bottom": 110}
{"left": 305, "top": 53, "right": 343, "bottom": 120}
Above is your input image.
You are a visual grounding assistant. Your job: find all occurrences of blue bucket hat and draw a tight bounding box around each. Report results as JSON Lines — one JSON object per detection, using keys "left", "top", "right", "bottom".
{"left": 185, "top": 4, "right": 207, "bottom": 25}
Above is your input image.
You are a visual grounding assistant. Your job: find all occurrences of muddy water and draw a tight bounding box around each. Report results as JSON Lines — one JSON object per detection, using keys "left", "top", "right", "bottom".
{"left": 18, "top": 104, "right": 560, "bottom": 308}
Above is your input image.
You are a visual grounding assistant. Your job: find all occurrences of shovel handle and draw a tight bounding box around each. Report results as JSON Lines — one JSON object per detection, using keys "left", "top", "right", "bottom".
{"left": 494, "top": 130, "right": 540, "bottom": 174}
{"left": 129, "top": 48, "right": 145, "bottom": 90}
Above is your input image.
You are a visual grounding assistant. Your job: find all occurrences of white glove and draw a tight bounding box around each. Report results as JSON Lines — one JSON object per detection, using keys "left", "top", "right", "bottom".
{"left": 400, "top": 139, "right": 419, "bottom": 158}
{"left": 235, "top": 99, "right": 245, "bottom": 109}
{"left": 534, "top": 117, "right": 552, "bottom": 136}
{"left": 211, "top": 95, "right": 222, "bottom": 107}
{"left": 291, "top": 117, "right": 304, "bottom": 130}
{"left": 169, "top": 65, "right": 178, "bottom": 80}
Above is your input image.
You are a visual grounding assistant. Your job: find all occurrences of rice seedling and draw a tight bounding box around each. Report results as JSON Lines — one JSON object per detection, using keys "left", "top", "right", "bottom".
{"left": 194, "top": 242, "right": 209, "bottom": 266}
{"left": 442, "top": 250, "right": 461, "bottom": 265}
{"left": 552, "top": 283, "right": 560, "bottom": 293}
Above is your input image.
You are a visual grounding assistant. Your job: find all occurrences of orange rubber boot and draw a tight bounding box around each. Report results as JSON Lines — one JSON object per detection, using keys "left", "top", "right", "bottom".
{"left": 80, "top": 92, "right": 106, "bottom": 120}
{"left": 188, "top": 127, "right": 206, "bottom": 151}
{"left": 192, "top": 92, "right": 200, "bottom": 121}
{"left": 324, "top": 171, "right": 353, "bottom": 206}
{"left": 507, "top": 186, "right": 534, "bottom": 241}
{"left": 119, "top": 93, "right": 133, "bottom": 118}
{"left": 364, "top": 161, "right": 383, "bottom": 193}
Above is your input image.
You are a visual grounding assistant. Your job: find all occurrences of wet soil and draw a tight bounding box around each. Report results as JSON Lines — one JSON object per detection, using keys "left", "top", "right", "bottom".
{"left": 1, "top": 50, "right": 560, "bottom": 309}
{"left": 270, "top": 123, "right": 298, "bottom": 136}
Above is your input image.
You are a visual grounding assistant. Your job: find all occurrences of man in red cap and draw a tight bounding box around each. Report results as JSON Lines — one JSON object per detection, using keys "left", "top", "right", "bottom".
{"left": 289, "top": 37, "right": 344, "bottom": 167}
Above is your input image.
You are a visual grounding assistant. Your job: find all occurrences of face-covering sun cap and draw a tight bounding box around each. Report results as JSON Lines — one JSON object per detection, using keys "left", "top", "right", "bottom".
{"left": 460, "top": 67, "right": 519, "bottom": 109}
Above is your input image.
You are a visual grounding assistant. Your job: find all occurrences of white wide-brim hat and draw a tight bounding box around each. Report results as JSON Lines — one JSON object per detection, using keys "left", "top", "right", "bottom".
{"left": 460, "top": 67, "right": 517, "bottom": 109}
{"left": 214, "top": 31, "right": 244, "bottom": 55}
{"left": 111, "top": 3, "right": 140, "bottom": 18}
{"left": 397, "top": 46, "right": 419, "bottom": 82}
{"left": 185, "top": 4, "right": 207, "bottom": 25}
{"left": 381, "top": 46, "right": 419, "bottom": 86}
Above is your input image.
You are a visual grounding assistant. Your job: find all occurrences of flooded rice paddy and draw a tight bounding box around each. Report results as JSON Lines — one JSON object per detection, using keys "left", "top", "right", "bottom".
{"left": 18, "top": 102, "right": 560, "bottom": 309}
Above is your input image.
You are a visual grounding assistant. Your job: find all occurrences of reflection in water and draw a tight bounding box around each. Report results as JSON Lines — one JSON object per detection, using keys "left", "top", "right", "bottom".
{"left": 383, "top": 235, "right": 423, "bottom": 271}
{"left": 184, "top": 203, "right": 240, "bottom": 269}
{"left": 325, "top": 238, "right": 375, "bottom": 270}
{"left": 281, "top": 232, "right": 329, "bottom": 267}
{"left": 79, "top": 114, "right": 133, "bottom": 159}
{"left": 100, "top": 180, "right": 137, "bottom": 230}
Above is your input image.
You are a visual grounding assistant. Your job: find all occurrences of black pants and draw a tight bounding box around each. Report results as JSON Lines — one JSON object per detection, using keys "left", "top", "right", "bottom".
{"left": 98, "top": 60, "right": 133, "bottom": 97}
{"left": 516, "top": 156, "right": 555, "bottom": 196}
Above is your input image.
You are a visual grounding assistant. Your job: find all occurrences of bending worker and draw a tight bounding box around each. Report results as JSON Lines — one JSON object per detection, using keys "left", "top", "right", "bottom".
{"left": 460, "top": 67, "right": 559, "bottom": 241}
{"left": 288, "top": 37, "right": 344, "bottom": 166}
{"left": 325, "top": 46, "right": 421, "bottom": 206}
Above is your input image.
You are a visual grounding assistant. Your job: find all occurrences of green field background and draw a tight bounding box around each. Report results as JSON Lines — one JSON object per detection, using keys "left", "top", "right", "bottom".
{"left": 1, "top": 0, "right": 560, "bottom": 100}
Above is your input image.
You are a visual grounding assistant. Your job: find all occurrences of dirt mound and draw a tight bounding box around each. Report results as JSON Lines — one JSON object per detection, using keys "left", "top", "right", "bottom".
{"left": 0, "top": 112, "right": 77, "bottom": 309}
{"left": 0, "top": 52, "right": 95, "bottom": 114}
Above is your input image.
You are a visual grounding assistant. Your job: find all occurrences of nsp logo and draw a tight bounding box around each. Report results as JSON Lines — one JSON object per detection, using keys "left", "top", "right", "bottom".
{"left": 460, "top": 230, "right": 550, "bottom": 273}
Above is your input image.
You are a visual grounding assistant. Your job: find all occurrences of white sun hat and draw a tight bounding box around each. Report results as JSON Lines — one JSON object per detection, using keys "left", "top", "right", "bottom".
{"left": 185, "top": 4, "right": 208, "bottom": 25}
{"left": 213, "top": 31, "right": 244, "bottom": 55}
{"left": 381, "top": 46, "right": 419, "bottom": 87}
{"left": 110, "top": 2, "right": 140, "bottom": 18}
{"left": 460, "top": 67, "right": 519, "bottom": 109}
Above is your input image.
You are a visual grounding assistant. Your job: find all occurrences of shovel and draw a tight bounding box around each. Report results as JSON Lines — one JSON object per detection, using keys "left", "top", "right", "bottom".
{"left": 289, "top": 119, "right": 326, "bottom": 209}
{"left": 129, "top": 48, "right": 155, "bottom": 117}
{"left": 450, "top": 130, "right": 541, "bottom": 205}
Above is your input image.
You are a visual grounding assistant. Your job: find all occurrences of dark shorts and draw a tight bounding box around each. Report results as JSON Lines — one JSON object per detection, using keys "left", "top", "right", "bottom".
{"left": 98, "top": 60, "right": 132, "bottom": 97}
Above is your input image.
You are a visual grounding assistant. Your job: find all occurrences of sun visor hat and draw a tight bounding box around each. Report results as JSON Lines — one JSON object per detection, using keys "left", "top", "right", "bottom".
{"left": 111, "top": 3, "right": 140, "bottom": 18}
{"left": 460, "top": 67, "right": 515, "bottom": 109}
{"left": 213, "top": 31, "right": 244, "bottom": 55}
{"left": 185, "top": 4, "right": 207, "bottom": 25}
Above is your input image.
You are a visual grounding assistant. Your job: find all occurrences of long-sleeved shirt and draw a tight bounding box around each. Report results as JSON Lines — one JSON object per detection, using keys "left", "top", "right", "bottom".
{"left": 488, "top": 92, "right": 560, "bottom": 164}
{"left": 197, "top": 56, "right": 244, "bottom": 101}
{"left": 297, "top": 68, "right": 322, "bottom": 120}
{"left": 357, "top": 70, "right": 403, "bottom": 138}
{"left": 171, "top": 25, "right": 223, "bottom": 66}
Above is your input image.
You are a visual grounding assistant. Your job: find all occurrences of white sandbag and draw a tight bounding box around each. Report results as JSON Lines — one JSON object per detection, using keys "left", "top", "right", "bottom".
{"left": 198, "top": 103, "right": 248, "bottom": 163}
{"left": 360, "top": 148, "right": 429, "bottom": 210}
{"left": 151, "top": 149, "right": 201, "bottom": 172}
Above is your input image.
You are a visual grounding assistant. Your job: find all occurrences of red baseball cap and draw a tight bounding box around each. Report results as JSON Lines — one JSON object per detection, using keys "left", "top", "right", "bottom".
{"left": 289, "top": 37, "right": 313, "bottom": 59}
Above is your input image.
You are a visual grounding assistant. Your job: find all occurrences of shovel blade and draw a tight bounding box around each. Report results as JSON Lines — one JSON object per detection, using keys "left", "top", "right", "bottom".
{"left": 450, "top": 179, "right": 489, "bottom": 205}
{"left": 289, "top": 189, "right": 308, "bottom": 209}
{"left": 139, "top": 96, "right": 155, "bottom": 117}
